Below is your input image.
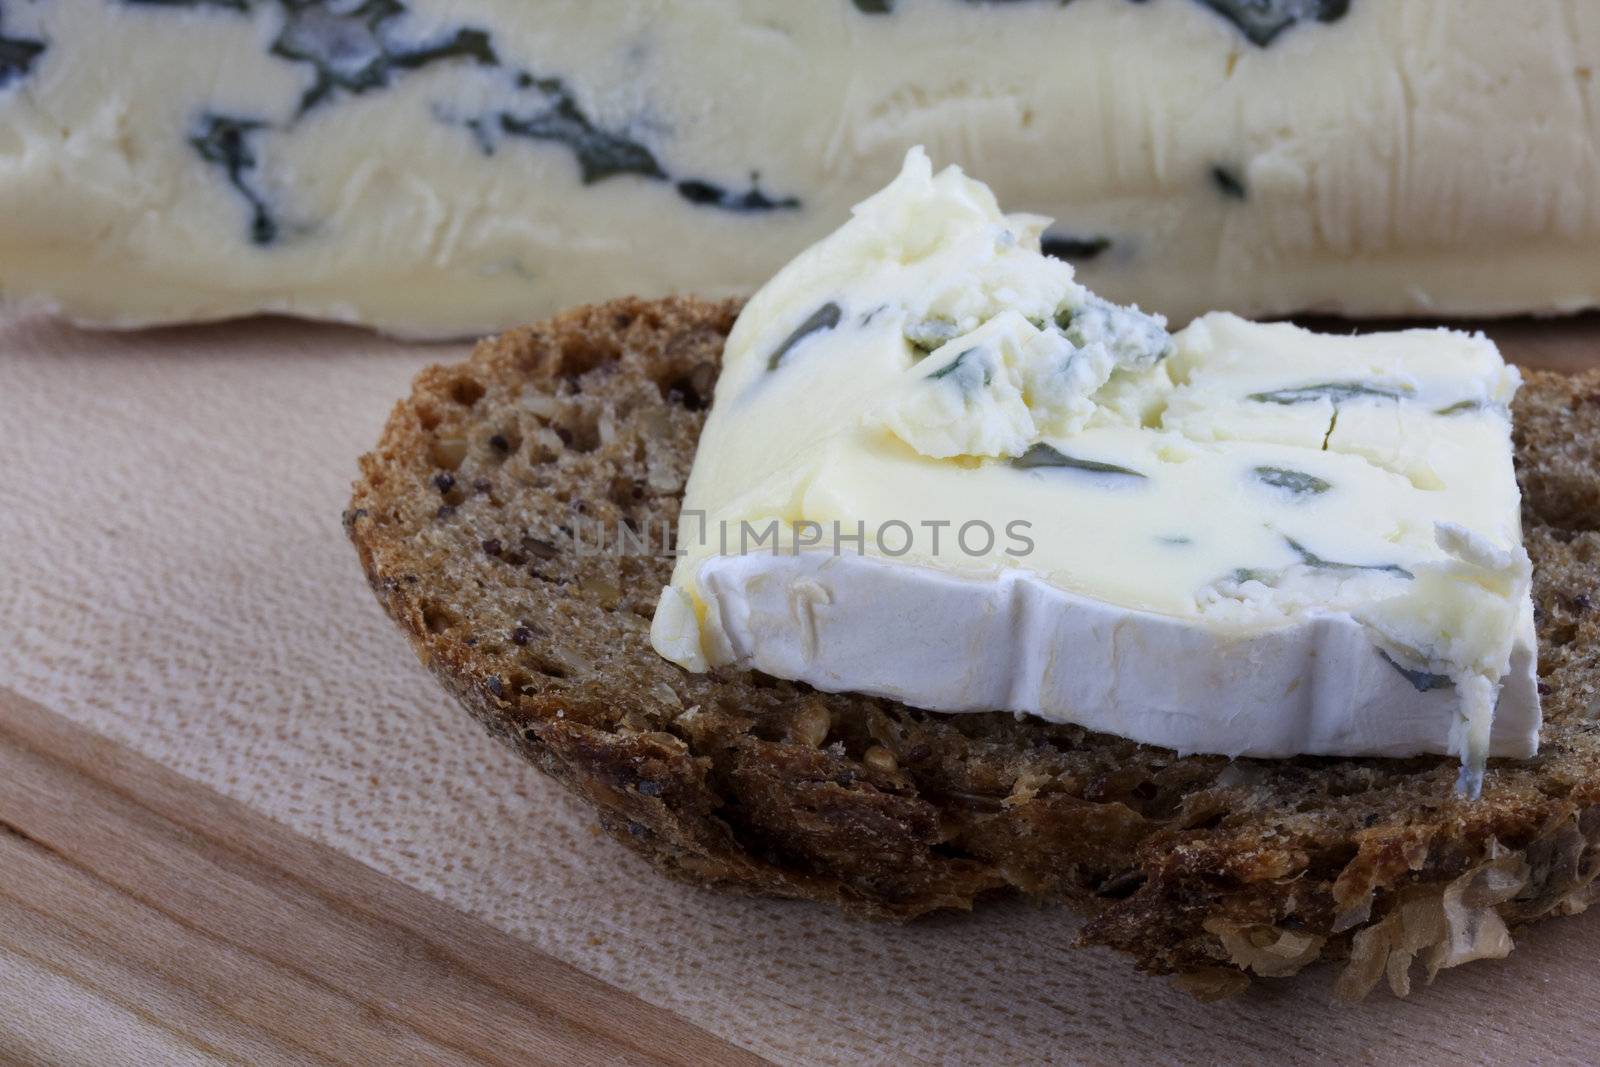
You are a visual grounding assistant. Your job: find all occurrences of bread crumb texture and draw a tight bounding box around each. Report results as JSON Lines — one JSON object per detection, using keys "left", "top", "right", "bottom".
{"left": 347, "top": 297, "right": 1600, "bottom": 998}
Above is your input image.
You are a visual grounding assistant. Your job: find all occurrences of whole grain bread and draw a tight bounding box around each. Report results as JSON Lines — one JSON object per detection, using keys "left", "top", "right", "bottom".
{"left": 346, "top": 297, "right": 1600, "bottom": 998}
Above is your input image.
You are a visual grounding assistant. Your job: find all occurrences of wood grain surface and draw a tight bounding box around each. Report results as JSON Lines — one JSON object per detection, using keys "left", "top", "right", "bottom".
{"left": 2, "top": 311, "right": 1599, "bottom": 1067}
{"left": 0, "top": 687, "right": 766, "bottom": 1067}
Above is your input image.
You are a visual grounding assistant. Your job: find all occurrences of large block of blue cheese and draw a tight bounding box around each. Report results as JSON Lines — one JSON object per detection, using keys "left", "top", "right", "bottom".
{"left": 1, "top": 1, "right": 1598, "bottom": 335}
{"left": 650, "top": 148, "right": 1538, "bottom": 796}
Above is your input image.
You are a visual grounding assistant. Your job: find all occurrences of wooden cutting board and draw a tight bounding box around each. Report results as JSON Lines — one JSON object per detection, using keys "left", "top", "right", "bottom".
{"left": 2, "top": 311, "right": 1597, "bottom": 1067}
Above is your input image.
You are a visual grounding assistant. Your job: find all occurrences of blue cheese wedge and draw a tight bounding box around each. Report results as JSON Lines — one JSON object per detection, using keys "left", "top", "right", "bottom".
{"left": 2, "top": 1, "right": 1598, "bottom": 335}
{"left": 651, "top": 148, "right": 1538, "bottom": 795}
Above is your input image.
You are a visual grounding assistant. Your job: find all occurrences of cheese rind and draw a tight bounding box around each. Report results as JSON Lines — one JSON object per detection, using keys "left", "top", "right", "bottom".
{"left": 653, "top": 147, "right": 1540, "bottom": 780}
{"left": 686, "top": 551, "right": 1539, "bottom": 760}
{"left": 3, "top": 0, "right": 1599, "bottom": 335}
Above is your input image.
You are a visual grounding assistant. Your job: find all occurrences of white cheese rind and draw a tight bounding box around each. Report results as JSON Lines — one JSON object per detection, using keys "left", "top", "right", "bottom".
{"left": 3, "top": 0, "right": 1600, "bottom": 335}
{"left": 694, "top": 551, "right": 1540, "bottom": 760}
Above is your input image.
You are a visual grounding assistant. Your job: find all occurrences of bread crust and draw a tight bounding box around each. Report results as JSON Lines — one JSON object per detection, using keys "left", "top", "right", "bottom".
{"left": 347, "top": 297, "right": 1600, "bottom": 996}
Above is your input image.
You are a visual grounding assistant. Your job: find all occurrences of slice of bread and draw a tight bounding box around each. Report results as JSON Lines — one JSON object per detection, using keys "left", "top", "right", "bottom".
{"left": 346, "top": 297, "right": 1600, "bottom": 998}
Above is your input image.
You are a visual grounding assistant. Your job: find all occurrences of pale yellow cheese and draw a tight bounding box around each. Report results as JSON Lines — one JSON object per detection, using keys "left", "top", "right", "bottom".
{"left": 1, "top": 0, "right": 1598, "bottom": 334}
{"left": 652, "top": 148, "right": 1537, "bottom": 790}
